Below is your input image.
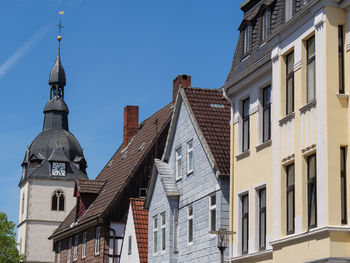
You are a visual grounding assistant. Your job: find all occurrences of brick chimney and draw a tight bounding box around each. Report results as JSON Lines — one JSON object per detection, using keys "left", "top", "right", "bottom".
{"left": 173, "top": 74, "right": 191, "bottom": 102}
{"left": 123, "top": 105, "right": 139, "bottom": 146}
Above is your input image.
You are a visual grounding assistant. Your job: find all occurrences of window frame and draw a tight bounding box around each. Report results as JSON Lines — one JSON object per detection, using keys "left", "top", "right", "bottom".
{"left": 286, "top": 163, "right": 295, "bottom": 235}
{"left": 161, "top": 212, "right": 166, "bottom": 251}
{"left": 82, "top": 232, "right": 87, "bottom": 259}
{"left": 209, "top": 194, "right": 217, "bottom": 232}
{"left": 94, "top": 226, "right": 101, "bottom": 255}
{"left": 259, "top": 188, "right": 266, "bottom": 251}
{"left": 262, "top": 86, "right": 271, "bottom": 142}
{"left": 341, "top": 147, "right": 347, "bottom": 224}
{"left": 173, "top": 208, "right": 179, "bottom": 251}
{"left": 175, "top": 147, "right": 182, "bottom": 180}
{"left": 73, "top": 235, "right": 78, "bottom": 261}
{"left": 153, "top": 215, "right": 158, "bottom": 254}
{"left": 307, "top": 36, "right": 316, "bottom": 103}
{"left": 261, "top": 9, "right": 270, "bottom": 42}
{"left": 339, "top": 25, "right": 345, "bottom": 94}
{"left": 241, "top": 194, "right": 249, "bottom": 254}
{"left": 243, "top": 24, "right": 252, "bottom": 56}
{"left": 187, "top": 140, "right": 194, "bottom": 174}
{"left": 188, "top": 205, "right": 194, "bottom": 245}
{"left": 242, "top": 98, "right": 250, "bottom": 152}
{"left": 307, "top": 154, "right": 317, "bottom": 229}
{"left": 51, "top": 190, "right": 65, "bottom": 211}
{"left": 286, "top": 51, "right": 294, "bottom": 115}
{"left": 67, "top": 237, "right": 72, "bottom": 263}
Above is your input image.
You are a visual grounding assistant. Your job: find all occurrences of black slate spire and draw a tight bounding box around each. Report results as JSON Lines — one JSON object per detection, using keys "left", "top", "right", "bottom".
{"left": 49, "top": 35, "right": 66, "bottom": 99}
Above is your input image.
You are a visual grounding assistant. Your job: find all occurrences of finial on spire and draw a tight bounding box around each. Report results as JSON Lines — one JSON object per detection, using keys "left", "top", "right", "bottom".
{"left": 57, "top": 11, "right": 64, "bottom": 42}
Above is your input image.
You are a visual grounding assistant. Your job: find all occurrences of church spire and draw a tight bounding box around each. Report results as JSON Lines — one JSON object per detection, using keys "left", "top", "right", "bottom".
{"left": 49, "top": 12, "right": 66, "bottom": 99}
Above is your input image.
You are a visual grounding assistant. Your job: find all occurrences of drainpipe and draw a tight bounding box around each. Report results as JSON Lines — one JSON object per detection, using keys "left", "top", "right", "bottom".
{"left": 104, "top": 225, "right": 116, "bottom": 263}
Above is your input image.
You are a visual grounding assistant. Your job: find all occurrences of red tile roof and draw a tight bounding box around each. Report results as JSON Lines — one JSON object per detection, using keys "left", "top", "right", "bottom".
{"left": 183, "top": 87, "right": 231, "bottom": 175}
{"left": 130, "top": 198, "right": 148, "bottom": 263}
{"left": 51, "top": 103, "right": 173, "bottom": 237}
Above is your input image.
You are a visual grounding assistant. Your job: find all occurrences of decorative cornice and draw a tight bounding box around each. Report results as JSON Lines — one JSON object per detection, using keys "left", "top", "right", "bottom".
{"left": 249, "top": 104, "right": 259, "bottom": 115}
{"left": 314, "top": 12, "right": 325, "bottom": 29}
{"left": 279, "top": 112, "right": 295, "bottom": 126}
{"left": 271, "top": 46, "right": 280, "bottom": 63}
{"left": 230, "top": 249, "right": 273, "bottom": 262}
{"left": 299, "top": 99, "right": 317, "bottom": 114}
{"left": 281, "top": 154, "right": 295, "bottom": 165}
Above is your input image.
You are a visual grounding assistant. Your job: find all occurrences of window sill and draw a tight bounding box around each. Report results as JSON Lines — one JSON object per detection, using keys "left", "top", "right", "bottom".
{"left": 279, "top": 112, "right": 295, "bottom": 126}
{"left": 230, "top": 249, "right": 273, "bottom": 262}
{"left": 187, "top": 242, "right": 193, "bottom": 246}
{"left": 256, "top": 140, "right": 271, "bottom": 152}
{"left": 336, "top": 93, "right": 349, "bottom": 99}
{"left": 175, "top": 177, "right": 182, "bottom": 182}
{"left": 187, "top": 170, "right": 193, "bottom": 176}
{"left": 299, "top": 99, "right": 316, "bottom": 114}
{"left": 236, "top": 150, "right": 250, "bottom": 161}
{"left": 241, "top": 54, "right": 250, "bottom": 62}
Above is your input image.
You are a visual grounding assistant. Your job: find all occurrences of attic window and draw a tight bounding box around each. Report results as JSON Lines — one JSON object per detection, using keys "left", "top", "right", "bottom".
{"left": 139, "top": 188, "right": 147, "bottom": 198}
{"left": 243, "top": 24, "right": 252, "bottom": 55}
{"left": 29, "top": 159, "right": 42, "bottom": 168}
{"left": 210, "top": 104, "right": 225, "bottom": 109}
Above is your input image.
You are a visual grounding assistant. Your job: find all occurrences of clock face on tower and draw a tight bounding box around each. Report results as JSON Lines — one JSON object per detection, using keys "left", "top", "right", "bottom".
{"left": 52, "top": 162, "right": 66, "bottom": 176}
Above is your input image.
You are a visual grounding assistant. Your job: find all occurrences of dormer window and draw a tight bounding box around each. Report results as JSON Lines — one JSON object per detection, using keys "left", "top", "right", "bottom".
{"left": 261, "top": 9, "right": 270, "bottom": 42}
{"left": 243, "top": 25, "right": 252, "bottom": 56}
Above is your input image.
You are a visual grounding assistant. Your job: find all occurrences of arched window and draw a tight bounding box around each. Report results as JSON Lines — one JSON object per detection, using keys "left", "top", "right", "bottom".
{"left": 52, "top": 190, "right": 65, "bottom": 211}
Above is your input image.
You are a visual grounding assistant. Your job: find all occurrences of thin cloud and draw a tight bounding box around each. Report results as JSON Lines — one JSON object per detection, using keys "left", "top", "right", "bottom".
{"left": 0, "top": 24, "right": 52, "bottom": 79}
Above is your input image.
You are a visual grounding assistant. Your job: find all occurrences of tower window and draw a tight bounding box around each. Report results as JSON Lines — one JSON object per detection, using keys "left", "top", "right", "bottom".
{"left": 52, "top": 190, "right": 65, "bottom": 211}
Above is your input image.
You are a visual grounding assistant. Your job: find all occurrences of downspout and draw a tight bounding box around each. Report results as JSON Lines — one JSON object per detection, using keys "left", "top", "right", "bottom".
{"left": 104, "top": 225, "right": 116, "bottom": 263}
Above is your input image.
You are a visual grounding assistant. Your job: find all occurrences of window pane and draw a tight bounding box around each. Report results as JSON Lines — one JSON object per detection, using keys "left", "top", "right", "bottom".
{"left": 308, "top": 155, "right": 316, "bottom": 179}
{"left": 287, "top": 164, "right": 295, "bottom": 186}
{"left": 189, "top": 151, "right": 193, "bottom": 171}
{"left": 242, "top": 217, "right": 248, "bottom": 253}
{"left": 189, "top": 206, "right": 193, "bottom": 216}
{"left": 309, "top": 184, "right": 317, "bottom": 226}
{"left": 211, "top": 209, "right": 216, "bottom": 231}
{"left": 188, "top": 219, "right": 193, "bottom": 242}
{"left": 263, "top": 108, "right": 270, "bottom": 142}
{"left": 287, "top": 52, "right": 294, "bottom": 74}
{"left": 243, "top": 99, "right": 249, "bottom": 117}
{"left": 287, "top": 78, "right": 294, "bottom": 114}
{"left": 243, "top": 195, "right": 248, "bottom": 213}
{"left": 287, "top": 190, "right": 294, "bottom": 232}
{"left": 307, "top": 37, "right": 315, "bottom": 59}
{"left": 259, "top": 211, "right": 266, "bottom": 249}
{"left": 260, "top": 189, "right": 266, "bottom": 208}
{"left": 162, "top": 228, "right": 166, "bottom": 250}
{"left": 52, "top": 194, "right": 57, "bottom": 210}
{"left": 243, "top": 120, "right": 249, "bottom": 151}
{"left": 211, "top": 195, "right": 216, "bottom": 206}
{"left": 59, "top": 195, "right": 65, "bottom": 211}
{"left": 307, "top": 60, "right": 315, "bottom": 102}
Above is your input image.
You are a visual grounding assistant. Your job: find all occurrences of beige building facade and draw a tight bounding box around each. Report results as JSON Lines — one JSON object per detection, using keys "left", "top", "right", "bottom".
{"left": 223, "top": 0, "right": 350, "bottom": 262}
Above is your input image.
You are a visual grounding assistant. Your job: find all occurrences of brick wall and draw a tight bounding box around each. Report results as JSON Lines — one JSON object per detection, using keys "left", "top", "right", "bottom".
{"left": 54, "top": 226, "right": 109, "bottom": 263}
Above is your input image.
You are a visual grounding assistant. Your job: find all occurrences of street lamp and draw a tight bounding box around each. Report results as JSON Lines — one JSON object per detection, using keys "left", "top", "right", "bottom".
{"left": 209, "top": 228, "right": 236, "bottom": 263}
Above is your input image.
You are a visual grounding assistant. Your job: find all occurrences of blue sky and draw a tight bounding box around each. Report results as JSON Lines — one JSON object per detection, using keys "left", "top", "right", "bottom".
{"left": 0, "top": 0, "right": 243, "bottom": 226}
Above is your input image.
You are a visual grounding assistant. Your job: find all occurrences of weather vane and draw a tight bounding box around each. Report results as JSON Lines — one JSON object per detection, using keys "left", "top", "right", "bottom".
{"left": 57, "top": 10, "right": 64, "bottom": 39}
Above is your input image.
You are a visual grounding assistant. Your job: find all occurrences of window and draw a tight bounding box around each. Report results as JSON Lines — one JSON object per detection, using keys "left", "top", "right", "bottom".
{"left": 285, "top": 0, "right": 293, "bottom": 22}
{"left": 262, "top": 87, "right": 271, "bottom": 142}
{"left": 52, "top": 190, "right": 65, "bottom": 211}
{"left": 175, "top": 147, "right": 182, "bottom": 180}
{"left": 286, "top": 51, "right": 294, "bottom": 115}
{"left": 307, "top": 36, "right": 316, "bottom": 102}
{"left": 57, "top": 241, "right": 61, "bottom": 263}
{"left": 341, "top": 147, "right": 347, "bottom": 224}
{"left": 243, "top": 25, "right": 251, "bottom": 55}
{"left": 95, "top": 227, "right": 101, "bottom": 255}
{"left": 259, "top": 188, "right": 266, "bottom": 250}
{"left": 261, "top": 9, "right": 270, "bottom": 41}
{"left": 242, "top": 98, "right": 250, "bottom": 152}
{"left": 187, "top": 140, "right": 193, "bottom": 173}
{"left": 153, "top": 216, "right": 158, "bottom": 253}
{"left": 188, "top": 205, "right": 193, "bottom": 244}
{"left": 339, "top": 25, "right": 345, "bottom": 94}
{"left": 173, "top": 209, "right": 179, "bottom": 251}
{"left": 67, "top": 237, "right": 72, "bottom": 263}
{"left": 161, "top": 212, "right": 166, "bottom": 251}
{"left": 241, "top": 194, "right": 249, "bottom": 254}
{"left": 286, "top": 163, "right": 295, "bottom": 234}
{"left": 21, "top": 192, "right": 25, "bottom": 214}
{"left": 128, "top": 235, "right": 132, "bottom": 254}
{"left": 307, "top": 154, "right": 317, "bottom": 229}
{"left": 73, "top": 235, "right": 78, "bottom": 261}
{"left": 210, "top": 195, "right": 216, "bottom": 232}
{"left": 82, "top": 232, "right": 87, "bottom": 259}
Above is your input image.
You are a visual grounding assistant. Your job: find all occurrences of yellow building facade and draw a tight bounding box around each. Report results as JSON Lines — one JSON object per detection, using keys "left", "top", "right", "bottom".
{"left": 222, "top": 0, "right": 350, "bottom": 262}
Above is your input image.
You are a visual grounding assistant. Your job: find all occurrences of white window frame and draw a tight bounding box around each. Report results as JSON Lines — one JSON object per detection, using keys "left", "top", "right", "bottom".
{"left": 187, "top": 140, "right": 194, "bottom": 174}
{"left": 243, "top": 25, "right": 251, "bottom": 55}
{"left": 95, "top": 226, "right": 101, "bottom": 255}
{"left": 209, "top": 194, "right": 217, "bottom": 233}
{"left": 82, "top": 232, "right": 87, "bottom": 259}
{"left": 73, "top": 235, "right": 78, "bottom": 261}
{"left": 161, "top": 212, "right": 166, "bottom": 251}
{"left": 57, "top": 241, "right": 61, "bottom": 263}
{"left": 153, "top": 216, "right": 158, "bottom": 254}
{"left": 187, "top": 205, "right": 194, "bottom": 245}
{"left": 175, "top": 147, "right": 182, "bottom": 180}
{"left": 128, "top": 235, "right": 132, "bottom": 254}
{"left": 67, "top": 237, "right": 72, "bottom": 263}
{"left": 173, "top": 208, "right": 179, "bottom": 251}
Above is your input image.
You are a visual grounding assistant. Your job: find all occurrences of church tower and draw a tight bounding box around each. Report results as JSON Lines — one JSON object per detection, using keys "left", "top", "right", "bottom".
{"left": 17, "top": 33, "right": 88, "bottom": 262}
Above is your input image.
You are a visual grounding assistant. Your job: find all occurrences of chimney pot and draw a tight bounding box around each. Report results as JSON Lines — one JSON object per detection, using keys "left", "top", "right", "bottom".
{"left": 123, "top": 105, "right": 139, "bottom": 146}
{"left": 173, "top": 74, "right": 191, "bottom": 102}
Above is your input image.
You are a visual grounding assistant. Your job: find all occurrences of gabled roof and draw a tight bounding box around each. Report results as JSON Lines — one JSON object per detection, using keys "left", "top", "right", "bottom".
{"left": 129, "top": 198, "right": 148, "bottom": 263}
{"left": 164, "top": 87, "right": 231, "bottom": 176}
{"left": 50, "top": 103, "right": 173, "bottom": 239}
{"left": 74, "top": 179, "right": 105, "bottom": 195}
{"left": 145, "top": 87, "right": 230, "bottom": 209}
